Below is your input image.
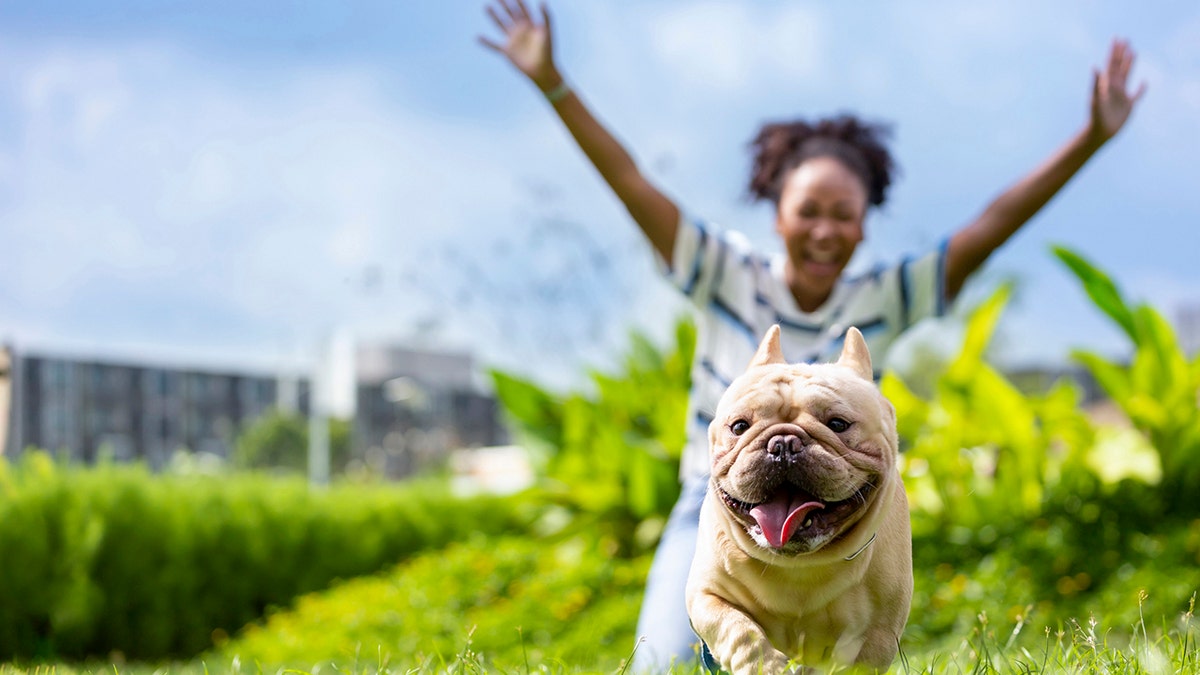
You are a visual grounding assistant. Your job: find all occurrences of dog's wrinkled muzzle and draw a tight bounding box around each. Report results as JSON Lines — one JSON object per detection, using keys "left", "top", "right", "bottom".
{"left": 719, "top": 428, "right": 878, "bottom": 552}
{"left": 748, "top": 433, "right": 822, "bottom": 548}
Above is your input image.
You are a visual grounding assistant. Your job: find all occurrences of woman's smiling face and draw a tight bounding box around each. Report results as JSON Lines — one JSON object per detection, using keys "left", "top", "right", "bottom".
{"left": 774, "top": 155, "right": 868, "bottom": 311}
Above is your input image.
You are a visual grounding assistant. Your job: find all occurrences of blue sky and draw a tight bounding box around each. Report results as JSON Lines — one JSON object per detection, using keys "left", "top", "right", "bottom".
{"left": 1, "top": 1, "right": 1198, "bottom": 389}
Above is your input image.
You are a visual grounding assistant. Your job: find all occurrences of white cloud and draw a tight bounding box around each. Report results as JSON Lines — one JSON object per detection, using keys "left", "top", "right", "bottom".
{"left": 646, "top": 2, "right": 825, "bottom": 94}
{"left": 22, "top": 53, "right": 113, "bottom": 142}
{"left": 887, "top": 2, "right": 1093, "bottom": 111}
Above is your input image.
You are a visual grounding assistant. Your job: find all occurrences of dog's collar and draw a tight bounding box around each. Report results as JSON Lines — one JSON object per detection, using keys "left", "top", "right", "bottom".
{"left": 843, "top": 532, "right": 877, "bottom": 561}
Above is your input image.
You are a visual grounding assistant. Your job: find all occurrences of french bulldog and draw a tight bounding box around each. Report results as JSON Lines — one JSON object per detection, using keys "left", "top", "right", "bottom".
{"left": 685, "top": 325, "right": 912, "bottom": 674}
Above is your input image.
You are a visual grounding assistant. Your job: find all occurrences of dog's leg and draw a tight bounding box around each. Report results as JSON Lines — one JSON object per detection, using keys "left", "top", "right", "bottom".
{"left": 850, "top": 627, "right": 902, "bottom": 672}
{"left": 689, "top": 591, "right": 792, "bottom": 675}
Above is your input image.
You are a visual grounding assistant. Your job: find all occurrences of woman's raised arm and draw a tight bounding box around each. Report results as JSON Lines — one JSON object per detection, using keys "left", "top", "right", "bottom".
{"left": 479, "top": 0, "right": 681, "bottom": 262}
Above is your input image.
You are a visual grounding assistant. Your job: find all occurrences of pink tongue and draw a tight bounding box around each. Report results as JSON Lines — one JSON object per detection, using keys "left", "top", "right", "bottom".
{"left": 750, "top": 496, "right": 824, "bottom": 548}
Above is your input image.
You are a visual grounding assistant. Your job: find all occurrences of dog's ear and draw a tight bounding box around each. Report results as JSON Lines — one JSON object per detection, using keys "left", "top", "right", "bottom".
{"left": 749, "top": 325, "right": 787, "bottom": 369}
{"left": 836, "top": 327, "right": 873, "bottom": 381}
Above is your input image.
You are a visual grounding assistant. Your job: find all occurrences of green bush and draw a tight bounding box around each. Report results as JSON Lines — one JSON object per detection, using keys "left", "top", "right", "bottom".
{"left": 491, "top": 319, "right": 694, "bottom": 556}
{"left": 219, "top": 535, "right": 650, "bottom": 672}
{"left": 1055, "top": 245, "right": 1200, "bottom": 514}
{"left": 883, "top": 284, "right": 1097, "bottom": 538}
{"left": 880, "top": 263, "right": 1200, "bottom": 644}
{"left": 906, "top": 477, "right": 1200, "bottom": 647}
{"left": 0, "top": 453, "right": 536, "bottom": 661}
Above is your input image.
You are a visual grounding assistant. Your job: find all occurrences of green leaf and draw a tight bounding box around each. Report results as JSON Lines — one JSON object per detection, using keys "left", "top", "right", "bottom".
{"left": 1052, "top": 246, "right": 1138, "bottom": 342}
{"left": 489, "top": 370, "right": 564, "bottom": 453}
{"left": 1133, "top": 305, "right": 1189, "bottom": 391}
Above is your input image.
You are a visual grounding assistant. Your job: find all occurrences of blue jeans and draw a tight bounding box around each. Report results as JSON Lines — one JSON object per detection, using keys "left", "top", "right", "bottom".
{"left": 631, "top": 476, "right": 709, "bottom": 672}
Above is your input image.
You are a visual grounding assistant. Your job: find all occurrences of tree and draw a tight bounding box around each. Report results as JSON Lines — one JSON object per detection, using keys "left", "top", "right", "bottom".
{"left": 233, "top": 410, "right": 352, "bottom": 474}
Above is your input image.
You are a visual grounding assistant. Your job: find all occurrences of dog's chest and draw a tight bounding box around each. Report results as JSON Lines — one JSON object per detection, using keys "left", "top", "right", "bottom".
{"left": 761, "top": 587, "right": 876, "bottom": 663}
{"left": 735, "top": 560, "right": 876, "bottom": 650}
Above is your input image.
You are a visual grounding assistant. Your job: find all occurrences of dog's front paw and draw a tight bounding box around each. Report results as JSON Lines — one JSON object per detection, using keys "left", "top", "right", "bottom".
{"left": 727, "top": 648, "right": 792, "bottom": 675}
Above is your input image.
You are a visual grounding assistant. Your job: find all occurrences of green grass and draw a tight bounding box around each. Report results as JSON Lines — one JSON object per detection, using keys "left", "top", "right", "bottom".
{"left": 2, "top": 600, "right": 1198, "bottom": 675}
{"left": 4, "top": 564, "right": 1196, "bottom": 675}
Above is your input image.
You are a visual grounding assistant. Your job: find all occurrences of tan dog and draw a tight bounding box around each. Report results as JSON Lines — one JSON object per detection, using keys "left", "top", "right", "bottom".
{"left": 685, "top": 325, "right": 912, "bottom": 674}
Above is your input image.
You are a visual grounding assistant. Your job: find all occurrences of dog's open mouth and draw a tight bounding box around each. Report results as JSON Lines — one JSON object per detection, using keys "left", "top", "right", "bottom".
{"left": 719, "top": 481, "right": 876, "bottom": 549}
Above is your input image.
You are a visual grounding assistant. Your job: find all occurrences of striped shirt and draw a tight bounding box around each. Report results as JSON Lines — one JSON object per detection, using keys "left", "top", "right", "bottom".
{"left": 663, "top": 213, "right": 949, "bottom": 480}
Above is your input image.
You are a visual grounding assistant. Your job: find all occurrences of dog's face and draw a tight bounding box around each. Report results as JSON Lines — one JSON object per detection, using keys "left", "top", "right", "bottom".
{"left": 708, "top": 325, "right": 898, "bottom": 554}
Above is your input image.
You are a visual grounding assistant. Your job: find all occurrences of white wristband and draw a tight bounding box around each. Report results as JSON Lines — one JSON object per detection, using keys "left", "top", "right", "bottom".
{"left": 545, "top": 82, "right": 571, "bottom": 104}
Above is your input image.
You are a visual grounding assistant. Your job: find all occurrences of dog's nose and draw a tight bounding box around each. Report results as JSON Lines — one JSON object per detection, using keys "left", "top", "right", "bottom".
{"left": 767, "top": 434, "right": 801, "bottom": 458}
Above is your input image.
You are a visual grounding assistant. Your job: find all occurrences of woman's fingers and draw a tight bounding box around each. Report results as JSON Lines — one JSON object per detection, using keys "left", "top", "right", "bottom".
{"left": 498, "top": 0, "right": 519, "bottom": 23}
{"left": 514, "top": 0, "right": 534, "bottom": 23}
{"left": 485, "top": 4, "right": 508, "bottom": 34}
{"left": 478, "top": 35, "right": 504, "bottom": 54}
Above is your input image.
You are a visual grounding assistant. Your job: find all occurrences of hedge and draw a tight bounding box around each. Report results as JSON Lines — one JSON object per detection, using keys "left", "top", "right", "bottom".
{"left": 0, "top": 452, "right": 535, "bottom": 660}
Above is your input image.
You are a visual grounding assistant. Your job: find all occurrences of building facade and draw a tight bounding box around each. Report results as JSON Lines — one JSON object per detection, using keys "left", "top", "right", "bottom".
{"left": 353, "top": 344, "right": 507, "bottom": 478}
{"left": 3, "top": 351, "right": 305, "bottom": 468}
{"left": 2, "top": 343, "right": 507, "bottom": 479}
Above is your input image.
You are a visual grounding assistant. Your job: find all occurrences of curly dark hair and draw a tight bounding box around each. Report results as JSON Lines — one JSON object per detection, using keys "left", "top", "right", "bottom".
{"left": 747, "top": 114, "right": 896, "bottom": 207}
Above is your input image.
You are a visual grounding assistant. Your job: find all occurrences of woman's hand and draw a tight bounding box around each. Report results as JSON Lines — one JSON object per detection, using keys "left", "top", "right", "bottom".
{"left": 1090, "top": 39, "right": 1147, "bottom": 144}
{"left": 479, "top": 0, "right": 561, "bottom": 91}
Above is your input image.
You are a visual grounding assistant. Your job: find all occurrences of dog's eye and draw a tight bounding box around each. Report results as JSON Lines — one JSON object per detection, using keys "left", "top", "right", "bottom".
{"left": 730, "top": 419, "right": 751, "bottom": 436}
{"left": 827, "top": 417, "right": 851, "bottom": 433}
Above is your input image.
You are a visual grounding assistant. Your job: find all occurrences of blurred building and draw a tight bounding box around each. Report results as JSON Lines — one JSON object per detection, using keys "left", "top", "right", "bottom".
{"left": 3, "top": 349, "right": 307, "bottom": 468}
{"left": 1, "top": 342, "right": 507, "bottom": 478}
{"left": 354, "top": 343, "right": 507, "bottom": 478}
